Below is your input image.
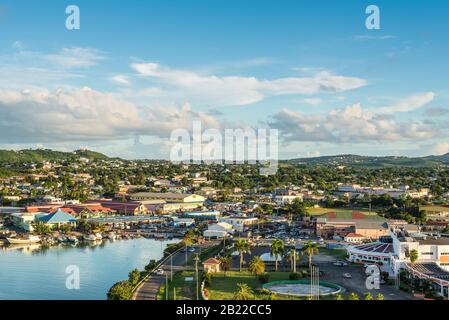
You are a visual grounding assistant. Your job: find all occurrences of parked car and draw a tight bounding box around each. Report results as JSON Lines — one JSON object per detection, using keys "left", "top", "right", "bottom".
{"left": 342, "top": 273, "right": 352, "bottom": 279}
{"left": 155, "top": 268, "right": 165, "bottom": 275}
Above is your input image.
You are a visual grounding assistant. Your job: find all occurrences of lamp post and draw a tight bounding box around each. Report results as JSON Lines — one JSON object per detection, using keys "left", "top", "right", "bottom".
{"left": 170, "top": 253, "right": 173, "bottom": 281}
{"left": 165, "top": 271, "right": 169, "bottom": 300}
{"left": 194, "top": 253, "right": 200, "bottom": 300}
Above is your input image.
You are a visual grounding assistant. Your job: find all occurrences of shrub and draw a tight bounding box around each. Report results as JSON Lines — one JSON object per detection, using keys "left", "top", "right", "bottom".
{"left": 203, "top": 272, "right": 213, "bottom": 287}
{"left": 258, "top": 273, "right": 270, "bottom": 284}
{"left": 289, "top": 272, "right": 301, "bottom": 280}
{"left": 107, "top": 280, "right": 133, "bottom": 300}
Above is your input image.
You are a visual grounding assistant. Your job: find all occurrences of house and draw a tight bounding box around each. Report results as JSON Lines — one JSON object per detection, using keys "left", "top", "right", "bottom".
{"left": 219, "top": 216, "right": 258, "bottom": 232}
{"left": 60, "top": 203, "right": 117, "bottom": 218}
{"left": 274, "top": 194, "right": 303, "bottom": 206}
{"left": 10, "top": 212, "right": 37, "bottom": 231}
{"left": 37, "top": 209, "right": 78, "bottom": 229}
{"left": 344, "top": 233, "right": 366, "bottom": 244}
{"left": 203, "top": 222, "right": 234, "bottom": 239}
{"left": 203, "top": 258, "right": 221, "bottom": 273}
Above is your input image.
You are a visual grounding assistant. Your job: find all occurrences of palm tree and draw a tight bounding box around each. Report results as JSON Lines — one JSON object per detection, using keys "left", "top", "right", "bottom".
{"left": 219, "top": 256, "right": 232, "bottom": 277}
{"left": 248, "top": 256, "right": 266, "bottom": 277}
{"left": 233, "top": 283, "right": 254, "bottom": 300}
{"left": 287, "top": 248, "right": 298, "bottom": 272}
{"left": 270, "top": 239, "right": 285, "bottom": 271}
{"left": 409, "top": 249, "right": 418, "bottom": 264}
{"left": 301, "top": 241, "right": 319, "bottom": 269}
{"left": 235, "top": 239, "right": 251, "bottom": 272}
{"left": 348, "top": 292, "right": 359, "bottom": 300}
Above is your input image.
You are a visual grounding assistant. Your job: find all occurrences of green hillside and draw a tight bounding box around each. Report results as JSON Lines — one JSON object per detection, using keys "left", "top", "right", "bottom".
{"left": 0, "top": 149, "right": 112, "bottom": 164}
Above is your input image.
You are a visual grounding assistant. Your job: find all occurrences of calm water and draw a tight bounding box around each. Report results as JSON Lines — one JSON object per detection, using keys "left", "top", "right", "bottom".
{"left": 0, "top": 238, "right": 177, "bottom": 300}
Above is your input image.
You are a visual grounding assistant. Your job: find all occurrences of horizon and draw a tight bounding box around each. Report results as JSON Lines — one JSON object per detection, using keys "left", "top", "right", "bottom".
{"left": 0, "top": 1, "right": 448, "bottom": 160}
{"left": 1, "top": 147, "right": 449, "bottom": 161}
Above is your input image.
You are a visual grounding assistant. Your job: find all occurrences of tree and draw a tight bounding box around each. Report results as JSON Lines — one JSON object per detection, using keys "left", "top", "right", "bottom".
{"left": 248, "top": 256, "right": 266, "bottom": 277}
{"left": 271, "top": 239, "right": 285, "bottom": 271}
{"left": 128, "top": 269, "right": 141, "bottom": 286}
{"left": 364, "top": 292, "right": 374, "bottom": 300}
{"left": 107, "top": 281, "right": 133, "bottom": 300}
{"left": 31, "top": 221, "right": 51, "bottom": 234}
{"left": 233, "top": 283, "right": 254, "bottom": 300}
{"left": 409, "top": 249, "right": 418, "bottom": 264}
{"left": 301, "top": 241, "right": 319, "bottom": 269}
{"left": 376, "top": 293, "right": 384, "bottom": 300}
{"left": 335, "top": 294, "right": 344, "bottom": 300}
{"left": 348, "top": 292, "right": 360, "bottom": 300}
{"left": 219, "top": 256, "right": 232, "bottom": 277}
{"left": 288, "top": 248, "right": 298, "bottom": 272}
{"left": 235, "top": 239, "right": 251, "bottom": 272}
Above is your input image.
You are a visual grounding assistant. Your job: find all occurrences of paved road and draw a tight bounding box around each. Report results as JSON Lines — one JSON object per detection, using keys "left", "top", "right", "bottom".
{"left": 133, "top": 242, "right": 217, "bottom": 300}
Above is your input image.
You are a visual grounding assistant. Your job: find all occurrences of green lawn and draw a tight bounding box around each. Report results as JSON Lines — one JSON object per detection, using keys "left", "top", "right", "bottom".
{"left": 307, "top": 207, "right": 382, "bottom": 219}
{"left": 157, "top": 270, "right": 198, "bottom": 300}
{"left": 208, "top": 271, "right": 304, "bottom": 300}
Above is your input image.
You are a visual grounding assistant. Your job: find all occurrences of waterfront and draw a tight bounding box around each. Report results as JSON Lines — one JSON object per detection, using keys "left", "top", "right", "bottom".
{"left": 0, "top": 238, "right": 178, "bottom": 300}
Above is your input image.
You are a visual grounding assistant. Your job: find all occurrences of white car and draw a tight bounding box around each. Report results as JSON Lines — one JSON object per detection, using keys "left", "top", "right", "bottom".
{"left": 342, "top": 273, "right": 352, "bottom": 279}
{"left": 155, "top": 268, "right": 165, "bottom": 275}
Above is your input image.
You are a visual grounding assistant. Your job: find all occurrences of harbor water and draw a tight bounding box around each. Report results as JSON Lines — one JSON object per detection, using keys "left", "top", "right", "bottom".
{"left": 0, "top": 238, "right": 177, "bottom": 300}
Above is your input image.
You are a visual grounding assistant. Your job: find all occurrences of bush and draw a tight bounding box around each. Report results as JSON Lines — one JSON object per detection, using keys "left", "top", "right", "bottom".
{"left": 258, "top": 273, "right": 270, "bottom": 284}
{"left": 203, "top": 272, "right": 213, "bottom": 287}
{"left": 289, "top": 272, "right": 301, "bottom": 280}
{"left": 107, "top": 281, "right": 133, "bottom": 300}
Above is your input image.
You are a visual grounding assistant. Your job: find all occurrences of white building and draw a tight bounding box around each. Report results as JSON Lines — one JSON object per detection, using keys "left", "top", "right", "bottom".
{"left": 203, "top": 222, "right": 234, "bottom": 239}
{"left": 218, "top": 217, "right": 258, "bottom": 232}
{"left": 274, "top": 194, "right": 303, "bottom": 206}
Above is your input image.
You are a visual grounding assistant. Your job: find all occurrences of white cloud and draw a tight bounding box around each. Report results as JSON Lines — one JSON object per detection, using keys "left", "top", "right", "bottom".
{"left": 130, "top": 62, "right": 367, "bottom": 107}
{"left": 354, "top": 35, "right": 396, "bottom": 40}
{"left": 45, "top": 47, "right": 105, "bottom": 69}
{"left": 431, "top": 142, "right": 449, "bottom": 155}
{"left": 375, "top": 92, "right": 435, "bottom": 114}
{"left": 302, "top": 98, "right": 322, "bottom": 105}
{"left": 110, "top": 74, "right": 131, "bottom": 85}
{"left": 0, "top": 87, "right": 222, "bottom": 144}
{"left": 12, "top": 41, "right": 24, "bottom": 49}
{"left": 270, "top": 99, "right": 437, "bottom": 144}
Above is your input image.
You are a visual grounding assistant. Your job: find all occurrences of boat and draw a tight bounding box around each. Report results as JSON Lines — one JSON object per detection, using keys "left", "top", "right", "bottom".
{"left": 95, "top": 232, "right": 103, "bottom": 240}
{"left": 6, "top": 235, "right": 41, "bottom": 244}
{"left": 107, "top": 232, "right": 117, "bottom": 241}
{"left": 83, "top": 234, "right": 97, "bottom": 242}
{"left": 67, "top": 236, "right": 79, "bottom": 243}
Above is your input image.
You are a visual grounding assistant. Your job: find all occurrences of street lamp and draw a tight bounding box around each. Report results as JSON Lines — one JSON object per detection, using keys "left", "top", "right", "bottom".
{"left": 170, "top": 253, "right": 173, "bottom": 281}
{"left": 194, "top": 253, "right": 200, "bottom": 300}
{"left": 164, "top": 271, "right": 169, "bottom": 300}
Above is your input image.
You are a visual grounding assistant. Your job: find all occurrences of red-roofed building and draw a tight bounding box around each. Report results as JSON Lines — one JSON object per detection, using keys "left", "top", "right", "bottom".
{"left": 344, "top": 232, "right": 366, "bottom": 244}
{"left": 203, "top": 258, "right": 221, "bottom": 273}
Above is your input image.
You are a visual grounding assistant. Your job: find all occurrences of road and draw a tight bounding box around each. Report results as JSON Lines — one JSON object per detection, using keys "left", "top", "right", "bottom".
{"left": 133, "top": 242, "right": 217, "bottom": 300}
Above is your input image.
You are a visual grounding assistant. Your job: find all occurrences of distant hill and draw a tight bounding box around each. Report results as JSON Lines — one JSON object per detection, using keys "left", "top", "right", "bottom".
{"left": 289, "top": 153, "right": 449, "bottom": 168}
{"left": 0, "top": 149, "right": 113, "bottom": 164}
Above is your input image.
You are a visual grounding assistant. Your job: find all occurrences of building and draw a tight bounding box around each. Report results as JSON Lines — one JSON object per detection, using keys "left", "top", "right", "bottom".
{"left": 420, "top": 205, "right": 449, "bottom": 221}
{"left": 10, "top": 212, "right": 38, "bottom": 231}
{"left": 218, "top": 216, "right": 258, "bottom": 232}
{"left": 348, "top": 225, "right": 449, "bottom": 298}
{"left": 274, "top": 194, "right": 303, "bottom": 206}
{"left": 129, "top": 192, "right": 205, "bottom": 212}
{"left": 315, "top": 217, "right": 389, "bottom": 240}
{"left": 344, "top": 233, "right": 366, "bottom": 244}
{"left": 37, "top": 209, "right": 78, "bottom": 229}
{"left": 203, "top": 258, "right": 221, "bottom": 273}
{"left": 183, "top": 211, "right": 221, "bottom": 221}
{"left": 203, "top": 222, "right": 233, "bottom": 239}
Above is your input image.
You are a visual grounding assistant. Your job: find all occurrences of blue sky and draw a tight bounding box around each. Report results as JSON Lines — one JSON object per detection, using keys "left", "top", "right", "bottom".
{"left": 0, "top": 0, "right": 448, "bottom": 159}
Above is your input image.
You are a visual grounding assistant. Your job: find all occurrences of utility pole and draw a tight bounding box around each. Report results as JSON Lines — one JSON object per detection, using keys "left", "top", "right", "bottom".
{"left": 185, "top": 243, "right": 188, "bottom": 266}
{"left": 170, "top": 253, "right": 173, "bottom": 281}
{"left": 194, "top": 253, "right": 200, "bottom": 300}
{"left": 165, "top": 272, "right": 169, "bottom": 300}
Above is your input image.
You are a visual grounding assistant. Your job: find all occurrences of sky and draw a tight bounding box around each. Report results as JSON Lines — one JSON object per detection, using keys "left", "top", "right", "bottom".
{"left": 0, "top": 0, "right": 448, "bottom": 160}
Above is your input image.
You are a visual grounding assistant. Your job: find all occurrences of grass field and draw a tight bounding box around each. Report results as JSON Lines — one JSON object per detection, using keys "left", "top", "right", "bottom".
{"left": 208, "top": 271, "right": 304, "bottom": 300}
{"left": 307, "top": 207, "right": 383, "bottom": 220}
{"left": 157, "top": 270, "right": 198, "bottom": 300}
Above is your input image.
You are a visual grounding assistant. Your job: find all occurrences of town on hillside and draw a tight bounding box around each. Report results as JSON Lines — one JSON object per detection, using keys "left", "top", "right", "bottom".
{"left": 1, "top": 150, "right": 449, "bottom": 300}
